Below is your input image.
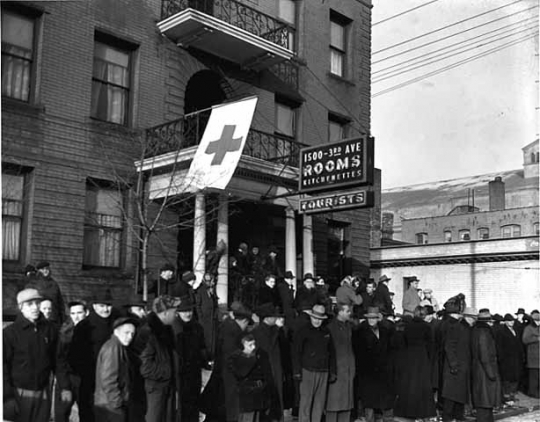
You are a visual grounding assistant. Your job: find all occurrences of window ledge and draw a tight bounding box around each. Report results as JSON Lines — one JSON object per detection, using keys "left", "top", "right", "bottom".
{"left": 327, "top": 72, "right": 356, "bottom": 87}
{"left": 88, "top": 117, "right": 140, "bottom": 136}
{"left": 2, "top": 97, "right": 46, "bottom": 116}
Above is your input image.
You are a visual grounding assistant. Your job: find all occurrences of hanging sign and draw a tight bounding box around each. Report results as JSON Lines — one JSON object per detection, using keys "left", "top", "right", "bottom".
{"left": 299, "top": 190, "right": 374, "bottom": 214}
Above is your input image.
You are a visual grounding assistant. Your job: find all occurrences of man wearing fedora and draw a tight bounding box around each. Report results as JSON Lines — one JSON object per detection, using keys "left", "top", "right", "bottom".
{"left": 3, "top": 288, "right": 60, "bottom": 422}
{"left": 292, "top": 304, "right": 337, "bottom": 422}
{"left": 471, "top": 309, "right": 502, "bottom": 422}
{"left": 252, "top": 303, "right": 285, "bottom": 417}
{"left": 135, "top": 295, "right": 180, "bottom": 422}
{"left": 522, "top": 309, "right": 540, "bottom": 398}
{"left": 277, "top": 271, "right": 297, "bottom": 328}
{"left": 402, "top": 276, "right": 421, "bottom": 316}
{"left": 494, "top": 313, "right": 524, "bottom": 405}
{"left": 354, "top": 306, "right": 395, "bottom": 422}
{"left": 326, "top": 303, "right": 355, "bottom": 422}
{"left": 69, "top": 289, "right": 116, "bottom": 422}
{"left": 176, "top": 296, "right": 209, "bottom": 422}
{"left": 374, "top": 274, "right": 393, "bottom": 316}
{"left": 94, "top": 316, "right": 138, "bottom": 422}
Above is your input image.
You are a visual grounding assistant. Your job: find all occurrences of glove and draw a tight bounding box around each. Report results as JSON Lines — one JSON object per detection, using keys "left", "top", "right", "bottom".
{"left": 329, "top": 374, "right": 337, "bottom": 383}
{"left": 60, "top": 390, "right": 72, "bottom": 402}
{"left": 293, "top": 373, "right": 302, "bottom": 382}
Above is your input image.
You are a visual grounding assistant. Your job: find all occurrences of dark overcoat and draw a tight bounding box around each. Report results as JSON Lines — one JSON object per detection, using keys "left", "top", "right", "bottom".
{"left": 471, "top": 323, "right": 502, "bottom": 408}
{"left": 441, "top": 317, "right": 472, "bottom": 404}
{"left": 276, "top": 281, "right": 296, "bottom": 328}
{"left": 495, "top": 325, "right": 524, "bottom": 382}
{"left": 523, "top": 323, "right": 540, "bottom": 369}
{"left": 194, "top": 283, "right": 219, "bottom": 357}
{"left": 326, "top": 319, "right": 355, "bottom": 412}
{"left": 26, "top": 274, "right": 65, "bottom": 324}
{"left": 353, "top": 322, "right": 395, "bottom": 410}
{"left": 393, "top": 317, "right": 436, "bottom": 419}
{"left": 374, "top": 282, "right": 393, "bottom": 316}
{"left": 251, "top": 322, "right": 283, "bottom": 410}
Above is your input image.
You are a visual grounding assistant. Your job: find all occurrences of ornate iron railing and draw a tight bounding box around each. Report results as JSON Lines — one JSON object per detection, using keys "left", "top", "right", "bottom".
{"left": 145, "top": 111, "right": 304, "bottom": 167}
{"left": 269, "top": 60, "right": 299, "bottom": 90}
{"left": 161, "top": 0, "right": 295, "bottom": 51}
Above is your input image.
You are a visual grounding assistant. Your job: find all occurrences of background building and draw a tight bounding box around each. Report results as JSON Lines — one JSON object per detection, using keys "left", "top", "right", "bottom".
{"left": 372, "top": 140, "right": 539, "bottom": 314}
{"left": 2, "top": 0, "right": 376, "bottom": 315}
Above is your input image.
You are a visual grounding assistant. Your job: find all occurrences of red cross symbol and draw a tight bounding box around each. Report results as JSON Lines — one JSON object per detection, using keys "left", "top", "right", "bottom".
{"left": 205, "top": 125, "right": 243, "bottom": 166}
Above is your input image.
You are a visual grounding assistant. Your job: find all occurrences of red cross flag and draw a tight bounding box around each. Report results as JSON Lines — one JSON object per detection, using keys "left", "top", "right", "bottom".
{"left": 185, "top": 96, "right": 258, "bottom": 191}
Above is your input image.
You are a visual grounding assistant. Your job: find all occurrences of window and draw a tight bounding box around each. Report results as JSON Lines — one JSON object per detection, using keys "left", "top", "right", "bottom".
{"left": 83, "top": 182, "right": 123, "bottom": 268}
{"left": 534, "top": 222, "right": 539, "bottom": 236}
{"left": 275, "top": 102, "right": 296, "bottom": 138}
{"left": 477, "top": 227, "right": 489, "bottom": 240}
{"left": 501, "top": 224, "right": 521, "bottom": 238}
{"left": 459, "top": 229, "right": 470, "bottom": 241}
{"left": 1, "top": 10, "right": 35, "bottom": 101}
{"left": 278, "top": 0, "right": 296, "bottom": 49}
{"left": 444, "top": 230, "right": 452, "bottom": 242}
{"left": 330, "top": 20, "right": 345, "bottom": 76}
{"left": 415, "top": 233, "right": 428, "bottom": 244}
{"left": 2, "top": 171, "right": 26, "bottom": 261}
{"left": 91, "top": 38, "right": 132, "bottom": 125}
{"left": 327, "top": 220, "right": 351, "bottom": 289}
{"left": 328, "top": 114, "right": 348, "bottom": 142}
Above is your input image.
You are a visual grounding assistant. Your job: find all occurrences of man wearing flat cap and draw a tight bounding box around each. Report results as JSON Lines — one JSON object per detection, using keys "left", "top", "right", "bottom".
{"left": 3, "top": 288, "right": 60, "bottom": 422}
{"left": 134, "top": 295, "right": 180, "bottom": 422}
{"left": 26, "top": 260, "right": 66, "bottom": 325}
{"left": 94, "top": 317, "right": 138, "bottom": 422}
{"left": 293, "top": 304, "right": 337, "bottom": 422}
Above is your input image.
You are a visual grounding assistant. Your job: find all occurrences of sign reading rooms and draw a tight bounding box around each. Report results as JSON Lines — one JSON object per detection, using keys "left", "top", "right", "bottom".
{"left": 298, "top": 136, "right": 374, "bottom": 193}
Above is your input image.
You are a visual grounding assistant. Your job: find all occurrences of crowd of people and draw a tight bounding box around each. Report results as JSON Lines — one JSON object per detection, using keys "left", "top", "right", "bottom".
{"left": 3, "top": 260, "right": 540, "bottom": 422}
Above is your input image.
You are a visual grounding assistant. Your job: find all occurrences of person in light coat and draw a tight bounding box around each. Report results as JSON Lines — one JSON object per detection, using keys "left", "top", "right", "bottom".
{"left": 335, "top": 276, "right": 363, "bottom": 308}
{"left": 402, "top": 276, "right": 421, "bottom": 316}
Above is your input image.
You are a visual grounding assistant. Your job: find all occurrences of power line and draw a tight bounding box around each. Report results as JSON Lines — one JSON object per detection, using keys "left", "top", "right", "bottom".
{"left": 373, "top": 0, "right": 528, "bottom": 55}
{"left": 372, "top": 33, "right": 537, "bottom": 98}
{"left": 373, "top": 16, "right": 537, "bottom": 76}
{"left": 373, "top": 25, "right": 538, "bottom": 83}
{"left": 373, "top": 6, "right": 538, "bottom": 64}
{"left": 373, "top": 0, "right": 441, "bottom": 26}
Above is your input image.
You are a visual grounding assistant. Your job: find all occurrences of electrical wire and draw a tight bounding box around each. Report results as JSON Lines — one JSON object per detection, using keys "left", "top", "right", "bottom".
{"left": 373, "top": 25, "right": 538, "bottom": 83}
{"left": 373, "top": 6, "right": 538, "bottom": 64}
{"left": 372, "top": 15, "right": 537, "bottom": 76}
{"left": 373, "top": 0, "right": 441, "bottom": 26}
{"left": 373, "top": 0, "right": 530, "bottom": 56}
{"left": 372, "top": 32, "right": 537, "bottom": 98}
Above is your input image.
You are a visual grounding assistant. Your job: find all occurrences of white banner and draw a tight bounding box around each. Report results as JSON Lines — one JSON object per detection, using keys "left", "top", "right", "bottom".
{"left": 185, "top": 96, "right": 258, "bottom": 191}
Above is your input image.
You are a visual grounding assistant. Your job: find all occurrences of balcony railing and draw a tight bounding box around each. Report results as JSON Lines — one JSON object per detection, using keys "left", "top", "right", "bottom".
{"left": 161, "top": 0, "right": 295, "bottom": 51}
{"left": 145, "top": 111, "right": 304, "bottom": 167}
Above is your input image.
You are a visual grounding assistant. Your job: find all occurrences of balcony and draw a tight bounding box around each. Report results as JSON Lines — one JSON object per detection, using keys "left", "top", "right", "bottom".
{"left": 145, "top": 110, "right": 304, "bottom": 167}
{"left": 159, "top": 0, "right": 295, "bottom": 70}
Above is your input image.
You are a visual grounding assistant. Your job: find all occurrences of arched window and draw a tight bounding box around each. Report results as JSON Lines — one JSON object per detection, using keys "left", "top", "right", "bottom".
{"left": 534, "top": 222, "right": 539, "bottom": 236}
{"left": 415, "top": 233, "right": 428, "bottom": 244}
{"left": 459, "top": 229, "right": 470, "bottom": 241}
{"left": 477, "top": 228, "right": 489, "bottom": 240}
{"left": 444, "top": 230, "right": 452, "bottom": 242}
{"left": 531, "top": 152, "right": 536, "bottom": 163}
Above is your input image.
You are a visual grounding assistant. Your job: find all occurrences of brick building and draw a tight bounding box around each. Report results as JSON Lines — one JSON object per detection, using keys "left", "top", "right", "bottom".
{"left": 372, "top": 140, "right": 539, "bottom": 314}
{"left": 2, "top": 0, "right": 376, "bottom": 314}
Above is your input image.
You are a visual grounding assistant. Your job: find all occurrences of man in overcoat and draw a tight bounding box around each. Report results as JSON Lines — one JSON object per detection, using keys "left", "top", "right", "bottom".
{"left": 277, "top": 271, "right": 296, "bottom": 329}
{"left": 522, "top": 309, "right": 540, "bottom": 398}
{"left": 440, "top": 301, "right": 471, "bottom": 422}
{"left": 326, "top": 303, "right": 355, "bottom": 422}
{"left": 354, "top": 306, "right": 395, "bottom": 422}
{"left": 194, "top": 272, "right": 220, "bottom": 358}
{"left": 374, "top": 275, "right": 393, "bottom": 316}
{"left": 26, "top": 261, "right": 66, "bottom": 325}
{"left": 252, "top": 303, "right": 285, "bottom": 416}
{"left": 471, "top": 310, "right": 502, "bottom": 422}
{"left": 495, "top": 313, "right": 524, "bottom": 404}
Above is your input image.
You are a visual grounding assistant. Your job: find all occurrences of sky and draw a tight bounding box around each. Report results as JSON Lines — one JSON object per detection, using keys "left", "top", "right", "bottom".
{"left": 371, "top": 0, "right": 539, "bottom": 189}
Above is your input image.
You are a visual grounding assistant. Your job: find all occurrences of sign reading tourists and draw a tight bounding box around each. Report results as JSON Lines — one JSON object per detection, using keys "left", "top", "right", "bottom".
{"left": 185, "top": 96, "right": 258, "bottom": 191}
{"left": 299, "top": 190, "right": 374, "bottom": 214}
{"left": 299, "top": 136, "right": 374, "bottom": 193}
